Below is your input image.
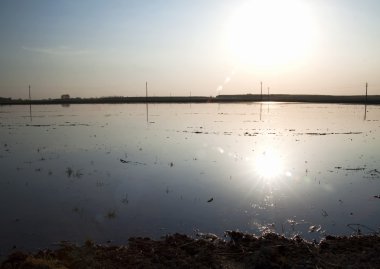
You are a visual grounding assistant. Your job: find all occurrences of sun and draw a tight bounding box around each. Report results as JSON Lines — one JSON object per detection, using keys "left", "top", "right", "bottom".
{"left": 225, "top": 0, "right": 316, "bottom": 71}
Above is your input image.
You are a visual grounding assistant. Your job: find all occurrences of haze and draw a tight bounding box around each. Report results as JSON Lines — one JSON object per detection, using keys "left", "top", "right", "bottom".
{"left": 1, "top": 0, "right": 380, "bottom": 99}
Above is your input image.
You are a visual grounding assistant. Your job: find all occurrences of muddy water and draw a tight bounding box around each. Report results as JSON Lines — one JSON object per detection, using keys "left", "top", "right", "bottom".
{"left": 0, "top": 103, "right": 379, "bottom": 255}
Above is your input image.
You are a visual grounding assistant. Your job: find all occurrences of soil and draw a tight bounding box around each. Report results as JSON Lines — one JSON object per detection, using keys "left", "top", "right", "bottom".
{"left": 1, "top": 232, "right": 380, "bottom": 269}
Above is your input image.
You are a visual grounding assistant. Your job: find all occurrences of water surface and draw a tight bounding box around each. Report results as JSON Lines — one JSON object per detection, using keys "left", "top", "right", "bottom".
{"left": 0, "top": 103, "right": 379, "bottom": 256}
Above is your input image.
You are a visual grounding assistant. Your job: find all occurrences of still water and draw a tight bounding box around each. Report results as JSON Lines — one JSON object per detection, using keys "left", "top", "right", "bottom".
{"left": 0, "top": 103, "right": 379, "bottom": 255}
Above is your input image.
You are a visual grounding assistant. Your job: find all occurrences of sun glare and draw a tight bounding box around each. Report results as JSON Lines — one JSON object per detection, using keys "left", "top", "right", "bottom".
{"left": 255, "top": 149, "right": 284, "bottom": 179}
{"left": 225, "top": 0, "right": 316, "bottom": 71}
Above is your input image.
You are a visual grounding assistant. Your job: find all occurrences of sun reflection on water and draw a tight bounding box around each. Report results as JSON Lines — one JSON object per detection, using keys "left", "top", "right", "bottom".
{"left": 255, "top": 149, "right": 284, "bottom": 180}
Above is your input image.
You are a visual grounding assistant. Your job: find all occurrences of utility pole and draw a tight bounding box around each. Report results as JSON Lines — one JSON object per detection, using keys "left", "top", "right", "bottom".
{"left": 28, "top": 85, "right": 32, "bottom": 121}
{"left": 260, "top": 81, "right": 263, "bottom": 101}
{"left": 146, "top": 81, "right": 148, "bottom": 102}
{"left": 364, "top": 82, "right": 368, "bottom": 121}
{"left": 145, "top": 81, "right": 149, "bottom": 123}
{"left": 267, "top": 87, "right": 270, "bottom": 101}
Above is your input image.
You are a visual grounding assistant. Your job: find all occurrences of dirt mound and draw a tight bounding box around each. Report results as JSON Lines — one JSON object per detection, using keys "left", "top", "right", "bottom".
{"left": 2, "top": 232, "right": 380, "bottom": 268}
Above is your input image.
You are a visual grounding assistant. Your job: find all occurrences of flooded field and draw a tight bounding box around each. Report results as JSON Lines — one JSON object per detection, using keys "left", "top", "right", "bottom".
{"left": 0, "top": 103, "right": 379, "bottom": 256}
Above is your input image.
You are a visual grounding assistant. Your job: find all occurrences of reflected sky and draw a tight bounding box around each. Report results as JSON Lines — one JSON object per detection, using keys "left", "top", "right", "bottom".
{"left": 0, "top": 103, "right": 379, "bottom": 256}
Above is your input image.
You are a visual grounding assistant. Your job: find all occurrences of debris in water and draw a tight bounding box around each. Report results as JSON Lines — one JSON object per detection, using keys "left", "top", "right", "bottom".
{"left": 369, "top": 169, "right": 380, "bottom": 174}
{"left": 120, "top": 158, "right": 146, "bottom": 165}
{"left": 321, "top": 209, "right": 328, "bottom": 217}
{"left": 347, "top": 223, "right": 377, "bottom": 235}
{"left": 367, "top": 169, "right": 380, "bottom": 178}
{"left": 344, "top": 167, "right": 365, "bottom": 171}
{"left": 106, "top": 210, "right": 116, "bottom": 219}
{"left": 75, "top": 170, "right": 83, "bottom": 178}
{"left": 308, "top": 225, "right": 321, "bottom": 233}
{"left": 122, "top": 194, "right": 129, "bottom": 204}
{"left": 66, "top": 167, "right": 73, "bottom": 177}
{"left": 207, "top": 197, "right": 214, "bottom": 203}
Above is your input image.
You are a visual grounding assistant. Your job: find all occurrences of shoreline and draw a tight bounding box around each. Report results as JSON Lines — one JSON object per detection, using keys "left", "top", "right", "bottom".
{"left": 1, "top": 94, "right": 380, "bottom": 105}
{"left": 1, "top": 232, "right": 379, "bottom": 268}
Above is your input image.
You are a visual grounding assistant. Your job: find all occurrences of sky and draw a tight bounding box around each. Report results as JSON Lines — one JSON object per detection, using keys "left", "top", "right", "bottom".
{"left": 0, "top": 0, "right": 380, "bottom": 99}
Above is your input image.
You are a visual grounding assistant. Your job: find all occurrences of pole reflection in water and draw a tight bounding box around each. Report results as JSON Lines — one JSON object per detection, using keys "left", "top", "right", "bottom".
{"left": 29, "top": 104, "right": 32, "bottom": 122}
{"left": 146, "top": 102, "right": 149, "bottom": 123}
{"left": 29, "top": 84, "right": 32, "bottom": 122}
{"left": 146, "top": 81, "right": 149, "bottom": 123}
